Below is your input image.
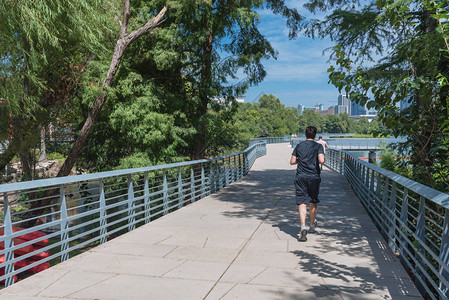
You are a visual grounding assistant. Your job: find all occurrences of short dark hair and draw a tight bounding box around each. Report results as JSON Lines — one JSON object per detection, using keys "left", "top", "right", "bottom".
{"left": 305, "top": 126, "right": 317, "bottom": 139}
{"left": 318, "top": 136, "right": 322, "bottom": 139}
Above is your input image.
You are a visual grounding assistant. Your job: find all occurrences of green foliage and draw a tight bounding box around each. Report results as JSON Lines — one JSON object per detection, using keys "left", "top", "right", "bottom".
{"left": 299, "top": 110, "right": 324, "bottom": 133}
{"left": 379, "top": 148, "right": 396, "bottom": 172}
{"left": 303, "top": 0, "right": 449, "bottom": 192}
{"left": 233, "top": 94, "right": 299, "bottom": 148}
{"left": 46, "top": 152, "right": 66, "bottom": 161}
{"left": 0, "top": 0, "right": 114, "bottom": 114}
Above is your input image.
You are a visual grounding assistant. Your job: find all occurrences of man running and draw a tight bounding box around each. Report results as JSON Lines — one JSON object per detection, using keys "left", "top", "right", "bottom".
{"left": 290, "top": 126, "right": 325, "bottom": 241}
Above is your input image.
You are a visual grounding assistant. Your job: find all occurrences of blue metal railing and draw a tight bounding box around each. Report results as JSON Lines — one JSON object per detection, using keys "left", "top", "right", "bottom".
{"left": 249, "top": 136, "right": 291, "bottom": 146}
{"left": 325, "top": 148, "right": 449, "bottom": 300}
{"left": 291, "top": 137, "right": 406, "bottom": 150}
{"left": 0, "top": 142, "right": 266, "bottom": 286}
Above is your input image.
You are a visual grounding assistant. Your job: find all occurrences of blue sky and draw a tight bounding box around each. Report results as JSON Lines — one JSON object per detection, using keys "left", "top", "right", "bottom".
{"left": 241, "top": 2, "right": 341, "bottom": 110}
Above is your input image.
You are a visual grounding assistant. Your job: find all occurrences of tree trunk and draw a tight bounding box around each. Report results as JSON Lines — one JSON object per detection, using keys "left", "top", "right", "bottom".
{"left": 39, "top": 125, "right": 47, "bottom": 162}
{"left": 192, "top": 4, "right": 214, "bottom": 160}
{"left": 56, "top": 4, "right": 167, "bottom": 178}
{"left": 0, "top": 140, "right": 18, "bottom": 172}
{"left": 20, "top": 2, "right": 167, "bottom": 228}
{"left": 19, "top": 41, "right": 35, "bottom": 182}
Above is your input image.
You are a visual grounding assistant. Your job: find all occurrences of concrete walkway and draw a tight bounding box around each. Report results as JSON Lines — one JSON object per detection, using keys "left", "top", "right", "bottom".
{"left": 0, "top": 144, "right": 422, "bottom": 300}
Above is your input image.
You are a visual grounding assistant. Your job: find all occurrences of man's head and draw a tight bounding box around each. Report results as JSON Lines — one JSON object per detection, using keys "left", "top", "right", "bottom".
{"left": 305, "top": 126, "right": 317, "bottom": 139}
{"left": 318, "top": 136, "right": 323, "bottom": 140}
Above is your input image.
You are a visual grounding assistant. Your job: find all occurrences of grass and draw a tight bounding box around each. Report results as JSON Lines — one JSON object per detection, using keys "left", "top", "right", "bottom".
{"left": 46, "top": 152, "right": 66, "bottom": 161}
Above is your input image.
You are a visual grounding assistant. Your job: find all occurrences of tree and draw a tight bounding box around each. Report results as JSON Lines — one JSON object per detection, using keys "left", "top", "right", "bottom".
{"left": 56, "top": 1, "right": 167, "bottom": 177}
{"left": 0, "top": 0, "right": 114, "bottom": 179}
{"left": 232, "top": 94, "right": 299, "bottom": 148}
{"left": 166, "top": 1, "right": 302, "bottom": 159}
{"left": 18, "top": 0, "right": 168, "bottom": 227}
{"left": 323, "top": 114, "right": 343, "bottom": 133}
{"left": 302, "top": 0, "right": 449, "bottom": 191}
{"left": 298, "top": 110, "right": 324, "bottom": 133}
{"left": 357, "top": 116, "right": 370, "bottom": 134}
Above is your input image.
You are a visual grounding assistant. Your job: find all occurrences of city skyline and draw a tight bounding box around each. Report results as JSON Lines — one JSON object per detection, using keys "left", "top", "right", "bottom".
{"left": 296, "top": 94, "right": 378, "bottom": 118}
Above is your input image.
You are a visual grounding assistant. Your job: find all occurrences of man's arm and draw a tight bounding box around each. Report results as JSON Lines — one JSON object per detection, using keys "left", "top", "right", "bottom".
{"left": 318, "top": 153, "right": 325, "bottom": 165}
{"left": 290, "top": 155, "right": 297, "bottom": 165}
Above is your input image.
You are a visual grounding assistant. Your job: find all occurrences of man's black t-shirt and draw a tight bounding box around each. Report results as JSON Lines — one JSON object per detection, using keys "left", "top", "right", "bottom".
{"left": 292, "top": 140, "right": 324, "bottom": 177}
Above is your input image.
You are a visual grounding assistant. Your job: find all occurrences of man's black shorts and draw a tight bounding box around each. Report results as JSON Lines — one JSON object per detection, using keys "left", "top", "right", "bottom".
{"left": 294, "top": 175, "right": 321, "bottom": 205}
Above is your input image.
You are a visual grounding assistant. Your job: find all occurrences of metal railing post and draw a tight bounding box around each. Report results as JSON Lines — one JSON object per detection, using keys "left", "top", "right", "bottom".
{"left": 99, "top": 180, "right": 108, "bottom": 244}
{"left": 381, "top": 177, "right": 390, "bottom": 235}
{"left": 163, "top": 170, "right": 169, "bottom": 215}
{"left": 238, "top": 154, "right": 243, "bottom": 178}
{"left": 225, "top": 157, "right": 229, "bottom": 187}
{"left": 415, "top": 195, "right": 426, "bottom": 295}
{"left": 365, "top": 166, "right": 370, "bottom": 187}
{"left": 177, "top": 167, "right": 183, "bottom": 209}
{"left": 340, "top": 152, "right": 344, "bottom": 174}
{"left": 387, "top": 181, "right": 397, "bottom": 251}
{"left": 60, "top": 186, "right": 70, "bottom": 262}
{"left": 398, "top": 188, "right": 409, "bottom": 257}
{"left": 127, "top": 175, "right": 135, "bottom": 231}
{"left": 233, "top": 155, "right": 237, "bottom": 183}
{"left": 209, "top": 163, "right": 215, "bottom": 194}
{"left": 244, "top": 153, "right": 248, "bottom": 175}
{"left": 3, "top": 193, "right": 15, "bottom": 287}
{"left": 144, "top": 173, "right": 150, "bottom": 223}
{"left": 370, "top": 169, "right": 375, "bottom": 193}
{"left": 201, "top": 164, "right": 205, "bottom": 197}
{"left": 439, "top": 208, "right": 449, "bottom": 297}
{"left": 217, "top": 160, "right": 223, "bottom": 190}
{"left": 190, "top": 168, "right": 196, "bottom": 203}
{"left": 375, "top": 173, "right": 382, "bottom": 198}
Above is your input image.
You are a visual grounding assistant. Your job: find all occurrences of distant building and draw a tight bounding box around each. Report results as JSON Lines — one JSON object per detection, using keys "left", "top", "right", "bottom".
{"left": 334, "top": 105, "right": 349, "bottom": 115}
{"left": 347, "top": 96, "right": 379, "bottom": 119}
{"left": 351, "top": 101, "right": 366, "bottom": 116}
{"left": 298, "top": 103, "right": 327, "bottom": 115}
{"left": 334, "top": 94, "right": 351, "bottom": 115}
{"left": 338, "top": 94, "right": 350, "bottom": 106}
{"left": 315, "top": 103, "right": 324, "bottom": 111}
{"left": 367, "top": 107, "right": 377, "bottom": 115}
{"left": 319, "top": 106, "right": 334, "bottom": 115}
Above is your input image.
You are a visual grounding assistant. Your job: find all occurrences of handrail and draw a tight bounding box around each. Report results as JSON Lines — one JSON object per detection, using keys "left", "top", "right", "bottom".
{"left": 249, "top": 136, "right": 291, "bottom": 146}
{"left": 0, "top": 142, "right": 267, "bottom": 286}
{"left": 0, "top": 145, "right": 263, "bottom": 193}
{"left": 290, "top": 137, "right": 406, "bottom": 150}
{"left": 325, "top": 148, "right": 449, "bottom": 300}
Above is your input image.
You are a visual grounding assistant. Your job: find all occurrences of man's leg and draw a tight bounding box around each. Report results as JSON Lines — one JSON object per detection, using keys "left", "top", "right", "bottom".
{"left": 309, "top": 203, "right": 317, "bottom": 225}
{"left": 298, "top": 203, "right": 308, "bottom": 241}
{"left": 308, "top": 177, "right": 320, "bottom": 233}
{"left": 299, "top": 204, "right": 307, "bottom": 226}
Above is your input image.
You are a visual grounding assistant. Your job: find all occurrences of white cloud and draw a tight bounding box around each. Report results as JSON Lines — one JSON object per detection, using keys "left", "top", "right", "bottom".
{"left": 265, "top": 61, "right": 327, "bottom": 82}
{"left": 235, "top": 2, "right": 344, "bottom": 108}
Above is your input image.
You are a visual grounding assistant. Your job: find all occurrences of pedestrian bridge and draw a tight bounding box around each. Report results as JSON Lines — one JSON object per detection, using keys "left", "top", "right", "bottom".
{"left": 0, "top": 142, "right": 448, "bottom": 299}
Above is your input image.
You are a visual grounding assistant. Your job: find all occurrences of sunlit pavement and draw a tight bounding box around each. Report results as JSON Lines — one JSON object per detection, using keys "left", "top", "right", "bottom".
{"left": 0, "top": 144, "right": 422, "bottom": 300}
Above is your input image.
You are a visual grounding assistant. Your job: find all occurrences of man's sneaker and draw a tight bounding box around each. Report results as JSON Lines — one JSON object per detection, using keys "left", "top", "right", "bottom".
{"left": 309, "top": 221, "right": 317, "bottom": 233}
{"left": 299, "top": 225, "right": 308, "bottom": 241}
